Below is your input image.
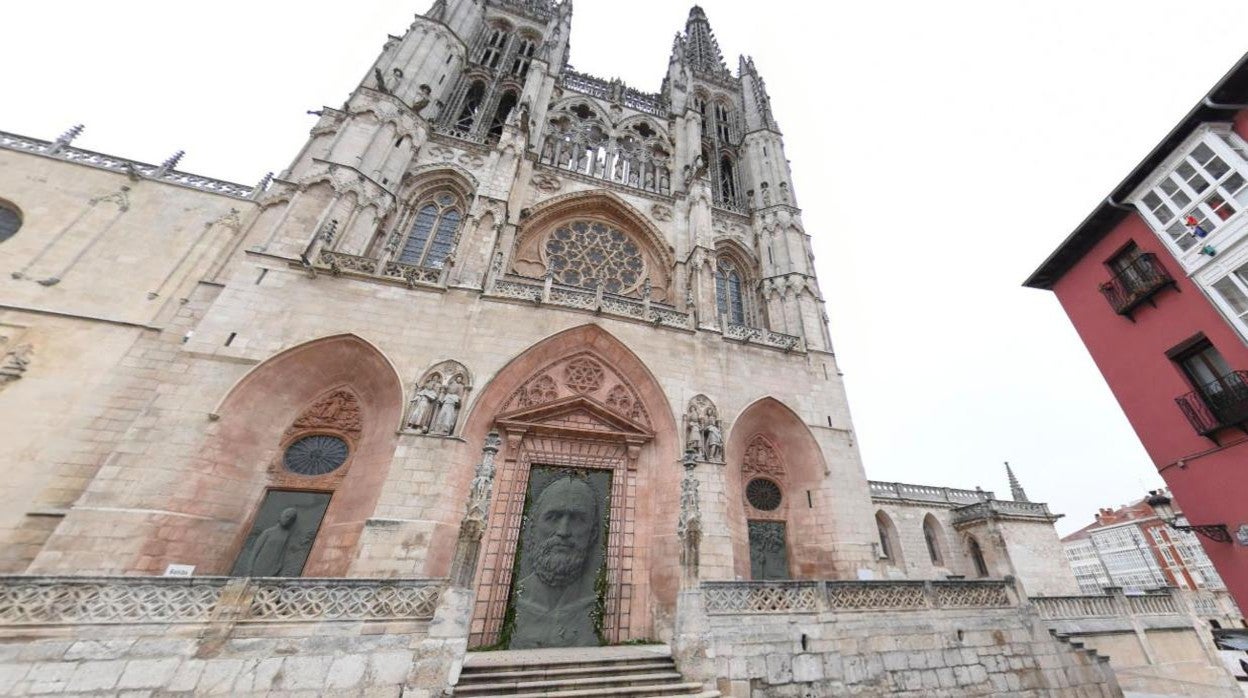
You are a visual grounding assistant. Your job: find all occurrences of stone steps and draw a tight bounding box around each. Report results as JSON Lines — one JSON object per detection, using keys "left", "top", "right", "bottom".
{"left": 454, "top": 645, "right": 720, "bottom": 697}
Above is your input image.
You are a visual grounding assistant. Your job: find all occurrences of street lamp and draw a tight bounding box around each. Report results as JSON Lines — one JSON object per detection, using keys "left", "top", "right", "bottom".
{"left": 1145, "top": 490, "right": 1232, "bottom": 544}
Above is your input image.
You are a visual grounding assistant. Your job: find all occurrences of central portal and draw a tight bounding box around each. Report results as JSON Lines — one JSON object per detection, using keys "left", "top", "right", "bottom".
{"left": 508, "top": 466, "right": 612, "bottom": 649}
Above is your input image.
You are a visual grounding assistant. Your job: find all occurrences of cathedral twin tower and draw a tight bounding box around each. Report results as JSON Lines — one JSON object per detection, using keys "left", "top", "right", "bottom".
{"left": 2, "top": 0, "right": 866, "bottom": 648}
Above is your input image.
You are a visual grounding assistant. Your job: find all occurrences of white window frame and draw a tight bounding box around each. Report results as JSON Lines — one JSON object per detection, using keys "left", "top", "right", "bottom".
{"left": 1130, "top": 124, "right": 1248, "bottom": 264}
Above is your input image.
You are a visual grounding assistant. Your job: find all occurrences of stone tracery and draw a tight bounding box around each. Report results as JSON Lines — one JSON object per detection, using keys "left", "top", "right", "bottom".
{"left": 502, "top": 351, "right": 651, "bottom": 429}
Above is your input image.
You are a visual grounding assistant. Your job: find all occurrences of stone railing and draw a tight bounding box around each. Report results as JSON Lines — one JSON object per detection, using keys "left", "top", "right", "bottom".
{"left": 1031, "top": 589, "right": 1184, "bottom": 622}
{"left": 869, "top": 481, "right": 994, "bottom": 505}
{"left": 317, "top": 250, "right": 443, "bottom": 288}
{"left": 1031, "top": 595, "right": 1120, "bottom": 620}
{"left": 432, "top": 122, "right": 487, "bottom": 145}
{"left": 703, "top": 579, "right": 1014, "bottom": 615}
{"left": 0, "top": 130, "right": 255, "bottom": 199}
{"left": 488, "top": 276, "right": 694, "bottom": 331}
{"left": 1127, "top": 592, "right": 1179, "bottom": 616}
{"left": 722, "top": 321, "right": 804, "bottom": 352}
{"left": 558, "top": 71, "right": 668, "bottom": 117}
{"left": 952, "top": 499, "right": 1055, "bottom": 523}
{"left": 0, "top": 576, "right": 443, "bottom": 626}
{"left": 245, "top": 578, "right": 443, "bottom": 622}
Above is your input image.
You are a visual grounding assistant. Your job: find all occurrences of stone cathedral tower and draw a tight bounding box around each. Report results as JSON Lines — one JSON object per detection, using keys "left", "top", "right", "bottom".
{"left": 3, "top": 5, "right": 1128, "bottom": 693}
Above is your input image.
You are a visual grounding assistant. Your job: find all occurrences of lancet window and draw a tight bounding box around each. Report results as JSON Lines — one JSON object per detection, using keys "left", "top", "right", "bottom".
{"left": 715, "top": 259, "right": 745, "bottom": 325}
{"left": 538, "top": 104, "right": 672, "bottom": 195}
{"left": 439, "top": 22, "right": 542, "bottom": 141}
{"left": 397, "top": 192, "right": 462, "bottom": 269}
{"left": 696, "top": 93, "right": 743, "bottom": 211}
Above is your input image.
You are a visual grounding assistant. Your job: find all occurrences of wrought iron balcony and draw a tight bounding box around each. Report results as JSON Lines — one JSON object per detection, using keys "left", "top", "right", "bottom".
{"left": 1098, "top": 253, "right": 1176, "bottom": 318}
{"left": 1175, "top": 370, "right": 1248, "bottom": 437}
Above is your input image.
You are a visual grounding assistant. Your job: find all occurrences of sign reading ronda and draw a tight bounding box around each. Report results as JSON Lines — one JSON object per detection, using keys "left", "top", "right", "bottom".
{"left": 507, "top": 468, "right": 611, "bottom": 649}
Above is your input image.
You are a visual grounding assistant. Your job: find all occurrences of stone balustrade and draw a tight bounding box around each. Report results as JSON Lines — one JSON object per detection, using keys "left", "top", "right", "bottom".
{"left": 488, "top": 276, "right": 696, "bottom": 331}
{"left": 702, "top": 579, "right": 1013, "bottom": 615}
{"left": 952, "top": 499, "right": 1056, "bottom": 523}
{"left": 0, "top": 131, "right": 255, "bottom": 199}
{"left": 1029, "top": 588, "right": 1203, "bottom": 623}
{"left": 1030, "top": 594, "right": 1121, "bottom": 620}
{"left": 721, "top": 321, "right": 804, "bottom": 352}
{"left": 0, "top": 576, "right": 444, "bottom": 626}
{"left": 869, "top": 480, "right": 994, "bottom": 505}
{"left": 317, "top": 250, "right": 443, "bottom": 288}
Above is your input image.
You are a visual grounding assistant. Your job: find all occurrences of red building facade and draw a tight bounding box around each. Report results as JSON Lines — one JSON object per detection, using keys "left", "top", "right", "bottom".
{"left": 1027, "top": 54, "right": 1248, "bottom": 607}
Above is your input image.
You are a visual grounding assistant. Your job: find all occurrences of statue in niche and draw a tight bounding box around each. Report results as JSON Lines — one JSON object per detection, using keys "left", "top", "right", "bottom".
{"left": 686, "top": 396, "right": 724, "bottom": 462}
{"left": 242, "top": 508, "right": 298, "bottom": 577}
{"left": 685, "top": 413, "right": 704, "bottom": 461}
{"left": 510, "top": 476, "right": 603, "bottom": 649}
{"left": 430, "top": 374, "right": 465, "bottom": 435}
{"left": 407, "top": 376, "right": 441, "bottom": 433}
{"left": 704, "top": 421, "right": 724, "bottom": 462}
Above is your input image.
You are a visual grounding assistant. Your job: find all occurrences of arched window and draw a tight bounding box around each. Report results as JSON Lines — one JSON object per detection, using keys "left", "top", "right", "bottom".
{"left": 876, "top": 511, "right": 902, "bottom": 566}
{"left": 716, "top": 258, "right": 745, "bottom": 324}
{"left": 715, "top": 102, "right": 733, "bottom": 142}
{"left": 511, "top": 38, "right": 536, "bottom": 78}
{"left": 0, "top": 202, "right": 20, "bottom": 243}
{"left": 719, "top": 156, "right": 738, "bottom": 205}
{"left": 399, "top": 193, "right": 461, "bottom": 269}
{"left": 923, "top": 515, "right": 944, "bottom": 566}
{"left": 968, "top": 536, "right": 989, "bottom": 577}
{"left": 455, "top": 81, "right": 487, "bottom": 131}
{"left": 480, "top": 27, "right": 510, "bottom": 69}
{"left": 488, "top": 91, "right": 519, "bottom": 141}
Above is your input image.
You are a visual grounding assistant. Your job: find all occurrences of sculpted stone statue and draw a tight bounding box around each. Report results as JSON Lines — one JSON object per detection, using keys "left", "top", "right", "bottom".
{"left": 407, "top": 376, "right": 441, "bottom": 433}
{"left": 242, "top": 508, "right": 297, "bottom": 577}
{"left": 685, "top": 414, "right": 704, "bottom": 460}
{"left": 510, "top": 477, "right": 601, "bottom": 649}
{"left": 430, "top": 375, "right": 465, "bottom": 436}
{"left": 704, "top": 421, "right": 724, "bottom": 462}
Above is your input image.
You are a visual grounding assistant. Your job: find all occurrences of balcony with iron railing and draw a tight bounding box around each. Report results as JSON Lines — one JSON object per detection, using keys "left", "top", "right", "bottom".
{"left": 1176, "top": 370, "right": 1248, "bottom": 437}
{"left": 1098, "top": 253, "right": 1176, "bottom": 319}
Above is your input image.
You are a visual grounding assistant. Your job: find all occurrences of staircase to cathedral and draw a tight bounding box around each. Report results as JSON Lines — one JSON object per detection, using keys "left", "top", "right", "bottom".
{"left": 452, "top": 645, "right": 720, "bottom": 697}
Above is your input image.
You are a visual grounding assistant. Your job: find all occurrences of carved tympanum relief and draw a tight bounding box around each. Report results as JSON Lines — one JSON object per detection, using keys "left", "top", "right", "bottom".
{"left": 685, "top": 395, "right": 724, "bottom": 462}
{"left": 502, "top": 352, "right": 650, "bottom": 428}
{"left": 407, "top": 360, "right": 473, "bottom": 436}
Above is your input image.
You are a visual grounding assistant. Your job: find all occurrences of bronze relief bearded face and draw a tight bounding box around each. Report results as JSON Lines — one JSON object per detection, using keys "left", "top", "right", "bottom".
{"left": 530, "top": 478, "right": 599, "bottom": 588}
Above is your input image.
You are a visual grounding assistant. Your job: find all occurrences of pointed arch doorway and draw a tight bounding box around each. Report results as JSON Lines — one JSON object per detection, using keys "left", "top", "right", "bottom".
{"left": 465, "top": 343, "right": 669, "bottom": 649}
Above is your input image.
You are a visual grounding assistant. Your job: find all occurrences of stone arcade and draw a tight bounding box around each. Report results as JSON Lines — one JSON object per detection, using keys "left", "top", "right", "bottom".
{"left": 0, "top": 1, "right": 1241, "bottom": 696}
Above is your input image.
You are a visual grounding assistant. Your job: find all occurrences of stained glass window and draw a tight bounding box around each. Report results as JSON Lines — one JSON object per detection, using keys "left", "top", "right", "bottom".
{"left": 716, "top": 259, "right": 745, "bottom": 324}
{"left": 399, "top": 193, "right": 460, "bottom": 269}
{"left": 544, "top": 220, "right": 646, "bottom": 295}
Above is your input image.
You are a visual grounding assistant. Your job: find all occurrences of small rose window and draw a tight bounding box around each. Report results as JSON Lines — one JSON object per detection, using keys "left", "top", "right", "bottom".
{"left": 746, "top": 478, "right": 782, "bottom": 511}
{"left": 284, "top": 435, "right": 349, "bottom": 476}
{"left": 543, "top": 220, "right": 646, "bottom": 295}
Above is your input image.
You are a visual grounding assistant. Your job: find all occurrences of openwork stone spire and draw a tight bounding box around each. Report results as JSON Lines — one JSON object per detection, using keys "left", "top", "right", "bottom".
{"left": 1005, "top": 462, "right": 1029, "bottom": 503}
{"left": 682, "top": 6, "right": 731, "bottom": 79}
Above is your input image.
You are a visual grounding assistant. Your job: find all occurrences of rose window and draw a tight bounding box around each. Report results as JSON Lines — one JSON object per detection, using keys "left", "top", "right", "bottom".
{"left": 544, "top": 220, "right": 646, "bottom": 294}
{"left": 284, "top": 435, "right": 349, "bottom": 476}
{"left": 746, "top": 478, "right": 783, "bottom": 511}
{"left": 564, "top": 357, "right": 605, "bottom": 393}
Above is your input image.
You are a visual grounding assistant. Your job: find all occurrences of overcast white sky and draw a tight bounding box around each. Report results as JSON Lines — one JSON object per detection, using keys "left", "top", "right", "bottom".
{"left": 4, "top": 1, "right": 1248, "bottom": 534}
